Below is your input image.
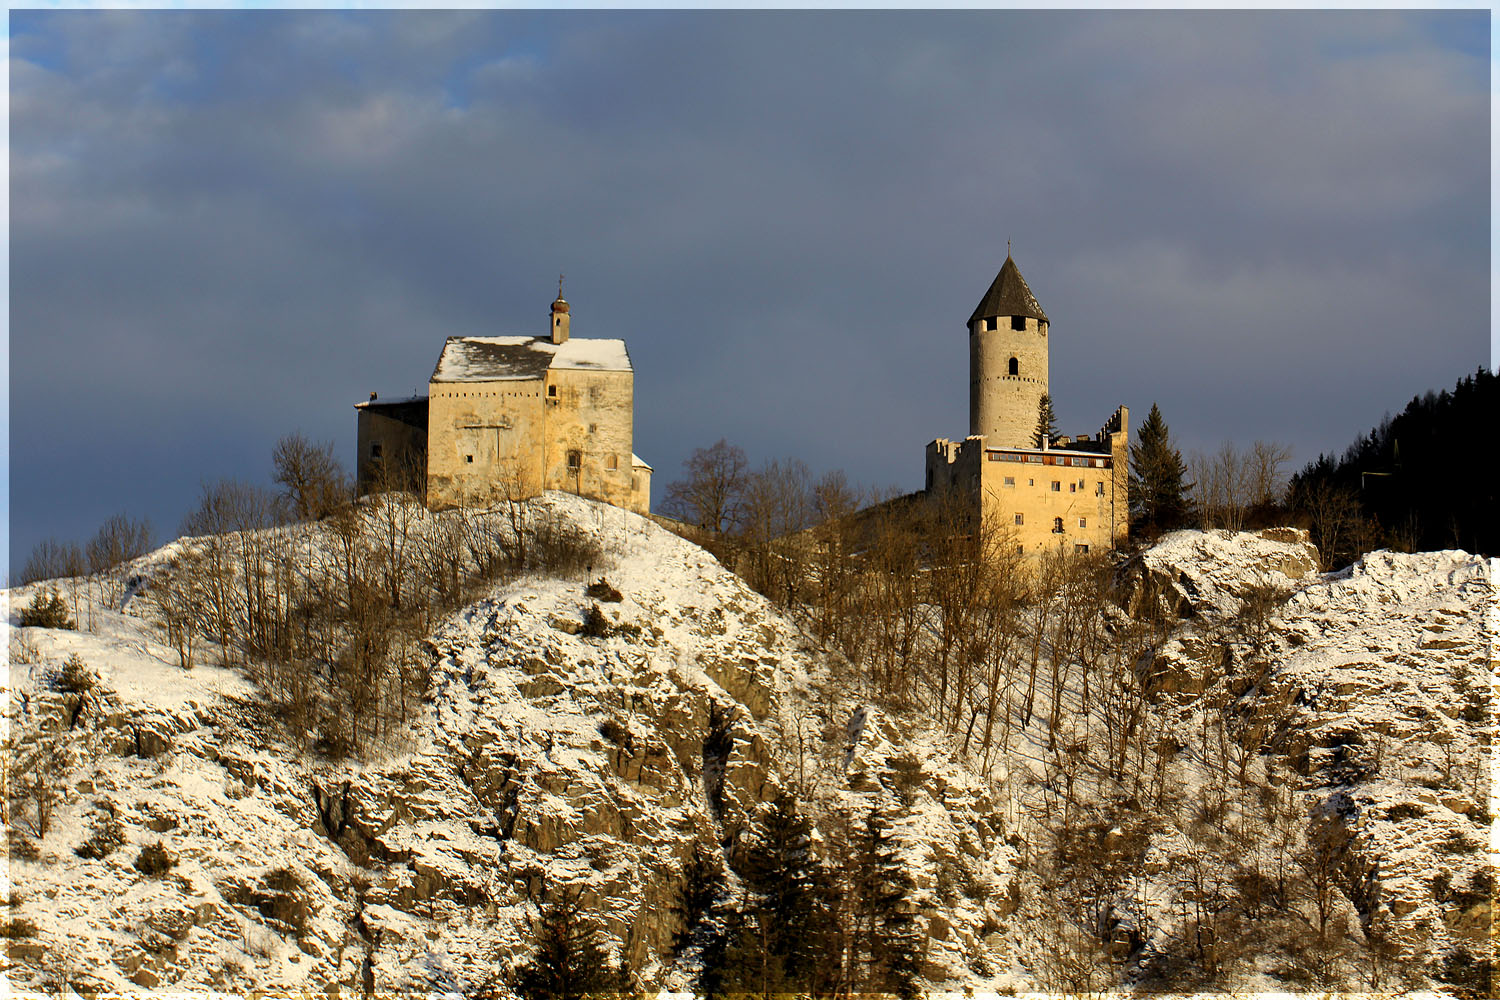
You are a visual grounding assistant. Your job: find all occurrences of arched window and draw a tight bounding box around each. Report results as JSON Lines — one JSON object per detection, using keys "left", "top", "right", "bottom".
{"left": 1008, "top": 357, "right": 1019, "bottom": 376}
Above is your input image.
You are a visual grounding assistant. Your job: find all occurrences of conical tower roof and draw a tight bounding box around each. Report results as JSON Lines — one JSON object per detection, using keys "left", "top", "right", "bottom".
{"left": 968, "top": 255, "right": 1048, "bottom": 327}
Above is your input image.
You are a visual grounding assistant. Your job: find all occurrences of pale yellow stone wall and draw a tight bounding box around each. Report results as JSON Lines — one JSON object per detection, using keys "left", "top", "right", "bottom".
{"left": 976, "top": 447, "right": 1123, "bottom": 556}
{"left": 540, "top": 368, "right": 639, "bottom": 512}
{"left": 629, "top": 461, "right": 652, "bottom": 517}
{"left": 970, "top": 316, "right": 1049, "bottom": 449}
{"left": 426, "top": 379, "right": 547, "bottom": 510}
{"left": 926, "top": 403, "right": 1131, "bottom": 558}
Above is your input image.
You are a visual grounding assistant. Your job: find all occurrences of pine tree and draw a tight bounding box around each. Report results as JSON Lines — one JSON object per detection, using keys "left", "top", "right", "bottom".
{"left": 1033, "top": 393, "right": 1059, "bottom": 448}
{"left": 673, "top": 840, "right": 737, "bottom": 998}
{"left": 510, "top": 886, "right": 630, "bottom": 1000}
{"left": 849, "top": 808, "right": 924, "bottom": 997}
{"left": 673, "top": 841, "right": 729, "bottom": 957}
{"left": 1129, "top": 402, "right": 1192, "bottom": 534}
{"left": 712, "top": 793, "right": 840, "bottom": 996}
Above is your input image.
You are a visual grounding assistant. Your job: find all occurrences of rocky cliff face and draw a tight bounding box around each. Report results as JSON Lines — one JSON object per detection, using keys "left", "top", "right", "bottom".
{"left": 3, "top": 503, "right": 1490, "bottom": 994}
{"left": 2, "top": 495, "right": 1020, "bottom": 994}
{"left": 1118, "top": 529, "right": 1493, "bottom": 981}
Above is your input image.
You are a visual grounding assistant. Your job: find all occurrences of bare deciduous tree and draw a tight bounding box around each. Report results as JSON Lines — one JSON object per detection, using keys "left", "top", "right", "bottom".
{"left": 1192, "top": 440, "right": 1294, "bottom": 530}
{"left": 85, "top": 513, "right": 154, "bottom": 606}
{"left": 153, "top": 551, "right": 205, "bottom": 669}
{"left": 739, "top": 457, "right": 813, "bottom": 607}
{"left": 273, "top": 432, "right": 349, "bottom": 521}
{"left": 18, "top": 537, "right": 86, "bottom": 586}
{"left": 664, "top": 439, "right": 749, "bottom": 535}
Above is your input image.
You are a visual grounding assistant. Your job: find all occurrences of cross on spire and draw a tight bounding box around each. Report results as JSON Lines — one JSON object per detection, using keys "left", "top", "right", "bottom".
{"left": 557, "top": 273, "right": 565, "bottom": 298}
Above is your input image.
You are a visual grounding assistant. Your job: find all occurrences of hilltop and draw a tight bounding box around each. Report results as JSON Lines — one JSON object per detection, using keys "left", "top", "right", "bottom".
{"left": 2, "top": 493, "right": 1492, "bottom": 995}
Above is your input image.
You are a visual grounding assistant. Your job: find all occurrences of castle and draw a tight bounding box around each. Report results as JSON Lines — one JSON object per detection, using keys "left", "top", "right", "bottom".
{"left": 925, "top": 254, "right": 1129, "bottom": 555}
{"left": 355, "top": 289, "right": 651, "bottom": 515}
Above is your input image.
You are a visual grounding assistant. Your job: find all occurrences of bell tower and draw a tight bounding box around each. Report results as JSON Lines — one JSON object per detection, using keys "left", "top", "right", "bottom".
{"left": 550, "top": 275, "right": 570, "bottom": 345}
{"left": 968, "top": 252, "right": 1049, "bottom": 449}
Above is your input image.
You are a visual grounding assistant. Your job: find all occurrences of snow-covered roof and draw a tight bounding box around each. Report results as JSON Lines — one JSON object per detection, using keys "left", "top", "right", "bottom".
{"left": 430, "top": 336, "right": 631, "bottom": 383}
{"left": 631, "top": 453, "right": 653, "bottom": 471}
{"left": 551, "top": 337, "right": 631, "bottom": 373}
{"left": 354, "top": 393, "right": 428, "bottom": 409}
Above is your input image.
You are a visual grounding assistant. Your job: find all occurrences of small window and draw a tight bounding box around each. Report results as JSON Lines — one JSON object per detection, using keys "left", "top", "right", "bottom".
{"left": 465, "top": 454, "right": 474, "bottom": 464}
{"left": 567, "top": 450, "right": 581, "bottom": 470}
{"left": 984, "top": 317, "right": 997, "bottom": 331}
{"left": 1028, "top": 478, "right": 1034, "bottom": 487}
{"left": 1017, "top": 545, "right": 1025, "bottom": 555}
{"left": 606, "top": 454, "right": 618, "bottom": 470}
{"left": 631, "top": 477, "right": 639, "bottom": 490}
{"left": 1003, "top": 476, "right": 1015, "bottom": 487}
{"left": 1008, "top": 357, "right": 1019, "bottom": 376}
{"left": 1014, "top": 513, "right": 1024, "bottom": 526}
{"left": 1051, "top": 481, "right": 1061, "bottom": 492}
{"left": 1053, "top": 516, "right": 1064, "bottom": 533}
{"left": 1079, "top": 517, "right": 1087, "bottom": 528}
{"left": 589, "top": 423, "right": 597, "bottom": 434}
{"left": 370, "top": 443, "right": 383, "bottom": 459}
{"left": 1075, "top": 544, "right": 1090, "bottom": 554}
{"left": 1069, "top": 482, "right": 1076, "bottom": 493}
{"left": 1011, "top": 315, "right": 1026, "bottom": 331}
{"left": 548, "top": 385, "right": 557, "bottom": 397}
{"left": 1095, "top": 482, "right": 1105, "bottom": 496}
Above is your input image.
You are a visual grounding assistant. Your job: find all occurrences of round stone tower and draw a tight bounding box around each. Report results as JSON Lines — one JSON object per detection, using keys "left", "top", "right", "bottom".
{"left": 550, "top": 283, "right": 570, "bottom": 345}
{"left": 968, "top": 254, "right": 1049, "bottom": 449}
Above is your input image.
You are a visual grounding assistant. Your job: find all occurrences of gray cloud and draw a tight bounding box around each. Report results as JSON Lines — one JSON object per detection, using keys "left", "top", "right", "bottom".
{"left": 9, "top": 11, "right": 1488, "bottom": 572}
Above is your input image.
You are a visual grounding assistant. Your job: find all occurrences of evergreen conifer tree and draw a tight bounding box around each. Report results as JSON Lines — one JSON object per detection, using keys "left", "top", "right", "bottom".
{"left": 510, "top": 886, "right": 630, "bottom": 1000}
{"left": 711, "top": 793, "right": 840, "bottom": 996}
{"left": 672, "top": 840, "right": 729, "bottom": 957}
{"left": 1033, "top": 393, "right": 1059, "bottom": 448}
{"left": 672, "top": 839, "right": 738, "bottom": 999}
{"left": 850, "top": 807, "right": 924, "bottom": 997}
{"left": 1129, "top": 402, "right": 1192, "bottom": 534}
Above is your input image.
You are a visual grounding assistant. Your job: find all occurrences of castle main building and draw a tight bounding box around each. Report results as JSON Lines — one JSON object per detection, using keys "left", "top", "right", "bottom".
{"left": 926, "top": 255, "right": 1128, "bottom": 555}
{"left": 355, "top": 290, "right": 651, "bottom": 515}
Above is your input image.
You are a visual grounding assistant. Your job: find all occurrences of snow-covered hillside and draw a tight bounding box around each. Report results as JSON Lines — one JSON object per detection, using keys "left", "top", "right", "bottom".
{"left": 2, "top": 495, "right": 1015, "bottom": 993}
{"left": 2, "top": 500, "right": 1492, "bottom": 995}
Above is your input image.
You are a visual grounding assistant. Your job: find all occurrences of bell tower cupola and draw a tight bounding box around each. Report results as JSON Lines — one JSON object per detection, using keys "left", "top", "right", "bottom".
{"left": 550, "top": 275, "right": 570, "bottom": 345}
{"left": 968, "top": 250, "right": 1049, "bottom": 448}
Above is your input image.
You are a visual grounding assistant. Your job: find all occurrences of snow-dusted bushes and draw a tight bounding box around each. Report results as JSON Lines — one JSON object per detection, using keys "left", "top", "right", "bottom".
{"left": 585, "top": 577, "right": 623, "bottom": 602}
{"left": 0, "top": 918, "right": 39, "bottom": 939}
{"left": 56, "top": 653, "right": 96, "bottom": 694}
{"left": 133, "top": 842, "right": 175, "bottom": 877}
{"left": 580, "top": 602, "right": 612, "bottom": 638}
{"left": 18, "top": 589, "right": 73, "bottom": 630}
{"left": 74, "top": 812, "right": 126, "bottom": 859}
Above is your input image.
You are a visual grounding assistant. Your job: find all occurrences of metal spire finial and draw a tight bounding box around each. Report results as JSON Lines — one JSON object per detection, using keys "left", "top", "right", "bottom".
{"left": 557, "top": 273, "right": 565, "bottom": 299}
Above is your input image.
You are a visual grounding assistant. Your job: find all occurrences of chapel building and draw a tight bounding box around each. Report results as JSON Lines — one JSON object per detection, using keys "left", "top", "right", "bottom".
{"left": 925, "top": 255, "right": 1128, "bottom": 555}
{"left": 355, "top": 291, "right": 651, "bottom": 515}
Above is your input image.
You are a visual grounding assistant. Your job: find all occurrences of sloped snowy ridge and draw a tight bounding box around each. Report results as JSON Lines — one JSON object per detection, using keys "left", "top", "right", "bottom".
{"left": 2, "top": 498, "right": 1492, "bottom": 994}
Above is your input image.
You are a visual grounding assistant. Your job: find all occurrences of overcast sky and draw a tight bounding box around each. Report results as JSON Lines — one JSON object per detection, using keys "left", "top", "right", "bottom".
{"left": 7, "top": 10, "right": 1491, "bottom": 576}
